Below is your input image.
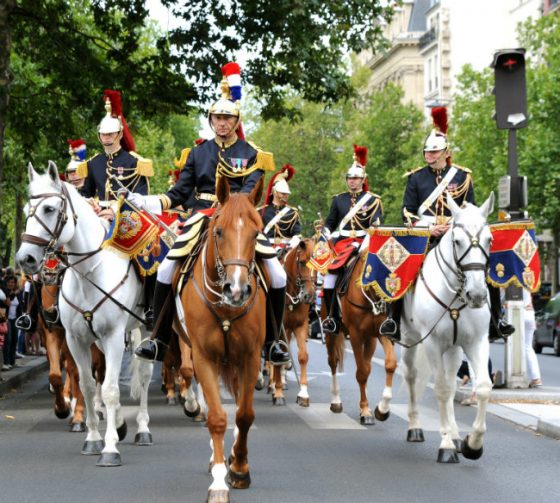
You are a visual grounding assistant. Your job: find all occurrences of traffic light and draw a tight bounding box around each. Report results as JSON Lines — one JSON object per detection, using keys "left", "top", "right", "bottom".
{"left": 490, "top": 49, "right": 527, "bottom": 130}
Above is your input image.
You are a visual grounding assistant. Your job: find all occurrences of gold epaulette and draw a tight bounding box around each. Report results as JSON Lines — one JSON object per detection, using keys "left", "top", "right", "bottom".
{"left": 129, "top": 151, "right": 154, "bottom": 177}
{"left": 255, "top": 150, "right": 275, "bottom": 172}
{"left": 452, "top": 163, "right": 472, "bottom": 173}
{"left": 173, "top": 147, "right": 192, "bottom": 169}
{"left": 369, "top": 191, "right": 382, "bottom": 199}
{"left": 403, "top": 166, "right": 424, "bottom": 178}
{"left": 76, "top": 154, "right": 100, "bottom": 179}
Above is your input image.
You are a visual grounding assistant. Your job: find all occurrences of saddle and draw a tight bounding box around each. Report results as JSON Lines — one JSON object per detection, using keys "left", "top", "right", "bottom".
{"left": 335, "top": 248, "right": 361, "bottom": 297}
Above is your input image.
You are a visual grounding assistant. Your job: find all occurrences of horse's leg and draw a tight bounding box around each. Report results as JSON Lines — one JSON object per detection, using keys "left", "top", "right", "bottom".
{"left": 272, "top": 364, "right": 286, "bottom": 406}
{"left": 426, "top": 345, "right": 459, "bottom": 463}
{"left": 129, "top": 327, "right": 154, "bottom": 446}
{"left": 374, "top": 335, "right": 397, "bottom": 421}
{"left": 65, "top": 334, "right": 103, "bottom": 456}
{"left": 402, "top": 345, "right": 424, "bottom": 442}
{"left": 295, "top": 323, "right": 310, "bottom": 407}
{"left": 194, "top": 354, "right": 228, "bottom": 501}
{"left": 228, "top": 351, "right": 259, "bottom": 490}
{"left": 178, "top": 338, "right": 203, "bottom": 420}
{"left": 462, "top": 339, "right": 492, "bottom": 460}
{"left": 44, "top": 325, "right": 71, "bottom": 420}
{"left": 64, "top": 342, "right": 86, "bottom": 433}
{"left": 96, "top": 335, "right": 126, "bottom": 466}
{"left": 349, "top": 327, "right": 375, "bottom": 425}
{"left": 443, "top": 347, "right": 463, "bottom": 451}
{"left": 326, "top": 333, "right": 344, "bottom": 413}
{"left": 91, "top": 343, "right": 106, "bottom": 420}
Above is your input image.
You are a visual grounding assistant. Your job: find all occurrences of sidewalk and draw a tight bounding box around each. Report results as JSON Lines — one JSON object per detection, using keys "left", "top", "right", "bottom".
{"left": 0, "top": 355, "right": 49, "bottom": 397}
{"left": 455, "top": 384, "right": 560, "bottom": 440}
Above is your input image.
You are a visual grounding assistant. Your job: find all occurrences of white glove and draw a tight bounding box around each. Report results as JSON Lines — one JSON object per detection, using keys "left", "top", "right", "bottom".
{"left": 127, "top": 193, "right": 163, "bottom": 215}
{"left": 288, "top": 235, "right": 302, "bottom": 249}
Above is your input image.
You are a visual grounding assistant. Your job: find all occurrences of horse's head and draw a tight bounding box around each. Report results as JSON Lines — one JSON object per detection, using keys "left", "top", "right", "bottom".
{"left": 209, "top": 176, "right": 264, "bottom": 307}
{"left": 446, "top": 192, "right": 494, "bottom": 308}
{"left": 16, "top": 162, "right": 76, "bottom": 274}
{"left": 285, "top": 239, "right": 316, "bottom": 305}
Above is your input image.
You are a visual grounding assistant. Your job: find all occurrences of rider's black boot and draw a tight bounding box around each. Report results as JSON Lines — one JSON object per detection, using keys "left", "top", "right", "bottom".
{"left": 488, "top": 285, "right": 515, "bottom": 342}
{"left": 264, "top": 287, "right": 290, "bottom": 365}
{"left": 322, "top": 288, "right": 341, "bottom": 334}
{"left": 379, "top": 299, "right": 403, "bottom": 342}
{"left": 134, "top": 281, "right": 173, "bottom": 362}
{"left": 143, "top": 274, "right": 156, "bottom": 330}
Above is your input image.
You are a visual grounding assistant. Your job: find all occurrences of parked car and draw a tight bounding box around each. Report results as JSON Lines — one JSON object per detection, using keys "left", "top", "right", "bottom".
{"left": 533, "top": 292, "right": 560, "bottom": 356}
{"left": 532, "top": 282, "right": 552, "bottom": 312}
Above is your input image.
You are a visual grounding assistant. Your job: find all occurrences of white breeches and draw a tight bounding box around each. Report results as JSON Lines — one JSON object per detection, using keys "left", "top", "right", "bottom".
{"left": 323, "top": 273, "right": 337, "bottom": 289}
{"left": 157, "top": 256, "right": 286, "bottom": 289}
{"left": 524, "top": 310, "right": 540, "bottom": 381}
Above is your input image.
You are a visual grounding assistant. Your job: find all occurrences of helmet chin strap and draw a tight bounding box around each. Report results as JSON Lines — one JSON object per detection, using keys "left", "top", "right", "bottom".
{"left": 99, "top": 131, "right": 123, "bottom": 153}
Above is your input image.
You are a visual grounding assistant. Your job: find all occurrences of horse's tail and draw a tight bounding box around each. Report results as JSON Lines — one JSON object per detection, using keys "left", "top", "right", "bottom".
{"left": 220, "top": 365, "right": 236, "bottom": 398}
{"left": 401, "top": 342, "right": 432, "bottom": 401}
{"left": 129, "top": 328, "right": 150, "bottom": 400}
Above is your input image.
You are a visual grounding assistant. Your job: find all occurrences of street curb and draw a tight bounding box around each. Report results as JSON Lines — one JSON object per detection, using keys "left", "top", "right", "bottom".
{"left": 536, "top": 418, "right": 560, "bottom": 440}
{"left": 0, "top": 357, "right": 49, "bottom": 397}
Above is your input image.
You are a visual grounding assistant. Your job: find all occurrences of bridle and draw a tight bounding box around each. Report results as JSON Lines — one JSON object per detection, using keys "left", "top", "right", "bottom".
{"left": 212, "top": 226, "right": 256, "bottom": 287}
{"left": 285, "top": 245, "right": 315, "bottom": 307}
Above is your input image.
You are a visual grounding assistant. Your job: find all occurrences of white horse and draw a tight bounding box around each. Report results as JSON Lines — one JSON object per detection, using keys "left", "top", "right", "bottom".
{"left": 16, "top": 162, "right": 154, "bottom": 467}
{"left": 401, "top": 192, "right": 494, "bottom": 463}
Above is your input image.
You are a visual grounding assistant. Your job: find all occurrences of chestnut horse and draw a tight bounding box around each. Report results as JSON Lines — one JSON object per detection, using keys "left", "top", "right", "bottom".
{"left": 269, "top": 238, "right": 316, "bottom": 406}
{"left": 179, "top": 176, "right": 266, "bottom": 503}
{"left": 325, "top": 248, "right": 397, "bottom": 424}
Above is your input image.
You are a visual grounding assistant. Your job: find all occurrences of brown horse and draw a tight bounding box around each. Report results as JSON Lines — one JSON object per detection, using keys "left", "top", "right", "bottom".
{"left": 324, "top": 248, "right": 397, "bottom": 424}
{"left": 269, "top": 239, "right": 316, "bottom": 406}
{"left": 179, "top": 176, "right": 266, "bottom": 503}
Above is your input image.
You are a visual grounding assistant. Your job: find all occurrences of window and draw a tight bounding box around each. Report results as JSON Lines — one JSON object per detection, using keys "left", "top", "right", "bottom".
{"left": 434, "top": 54, "right": 439, "bottom": 90}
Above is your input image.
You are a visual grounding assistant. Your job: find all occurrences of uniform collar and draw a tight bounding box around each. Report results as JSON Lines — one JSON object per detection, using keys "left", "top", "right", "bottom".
{"left": 214, "top": 133, "right": 238, "bottom": 149}
{"left": 106, "top": 147, "right": 123, "bottom": 159}
{"left": 428, "top": 163, "right": 448, "bottom": 175}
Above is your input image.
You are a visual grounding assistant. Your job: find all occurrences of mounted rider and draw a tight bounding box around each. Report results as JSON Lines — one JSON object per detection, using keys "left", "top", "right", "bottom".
{"left": 131, "top": 62, "right": 290, "bottom": 364}
{"left": 379, "top": 107, "right": 514, "bottom": 342}
{"left": 322, "top": 145, "right": 383, "bottom": 333}
{"left": 259, "top": 163, "right": 302, "bottom": 256}
{"left": 65, "top": 140, "right": 87, "bottom": 189}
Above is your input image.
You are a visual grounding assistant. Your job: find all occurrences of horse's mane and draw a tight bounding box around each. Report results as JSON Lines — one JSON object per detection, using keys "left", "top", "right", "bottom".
{"left": 213, "top": 193, "right": 263, "bottom": 231}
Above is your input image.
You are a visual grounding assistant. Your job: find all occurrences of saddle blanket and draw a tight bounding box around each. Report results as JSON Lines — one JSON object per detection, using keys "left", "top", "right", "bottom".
{"left": 488, "top": 220, "right": 541, "bottom": 292}
{"left": 328, "top": 237, "right": 362, "bottom": 272}
{"left": 361, "top": 227, "right": 430, "bottom": 302}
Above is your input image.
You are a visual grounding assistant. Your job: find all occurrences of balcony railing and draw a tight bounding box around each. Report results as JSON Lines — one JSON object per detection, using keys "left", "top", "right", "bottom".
{"left": 419, "top": 27, "right": 437, "bottom": 49}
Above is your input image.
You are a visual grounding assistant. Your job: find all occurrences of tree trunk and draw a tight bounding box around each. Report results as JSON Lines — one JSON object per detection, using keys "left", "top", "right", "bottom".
{"left": 0, "top": 0, "right": 15, "bottom": 214}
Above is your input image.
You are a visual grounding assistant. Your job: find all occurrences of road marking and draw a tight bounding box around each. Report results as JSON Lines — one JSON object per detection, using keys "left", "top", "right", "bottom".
{"left": 389, "top": 403, "right": 471, "bottom": 432}
{"left": 287, "top": 403, "right": 367, "bottom": 430}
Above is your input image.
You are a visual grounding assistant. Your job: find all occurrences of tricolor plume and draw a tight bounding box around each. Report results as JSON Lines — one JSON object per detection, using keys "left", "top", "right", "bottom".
{"left": 67, "top": 139, "right": 87, "bottom": 161}
{"left": 431, "top": 107, "right": 448, "bottom": 134}
{"left": 353, "top": 144, "right": 368, "bottom": 167}
{"left": 221, "top": 62, "right": 242, "bottom": 101}
{"left": 264, "top": 163, "right": 296, "bottom": 205}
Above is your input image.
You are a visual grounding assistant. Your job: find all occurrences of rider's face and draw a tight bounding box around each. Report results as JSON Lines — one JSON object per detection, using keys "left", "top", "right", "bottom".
{"left": 211, "top": 114, "right": 238, "bottom": 138}
{"left": 424, "top": 149, "right": 447, "bottom": 170}
{"left": 273, "top": 191, "right": 289, "bottom": 205}
{"left": 100, "top": 132, "right": 120, "bottom": 148}
{"left": 346, "top": 177, "right": 363, "bottom": 192}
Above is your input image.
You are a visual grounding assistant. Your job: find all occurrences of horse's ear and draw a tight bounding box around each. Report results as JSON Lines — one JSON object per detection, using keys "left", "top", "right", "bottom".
{"left": 446, "top": 193, "right": 461, "bottom": 217}
{"left": 480, "top": 192, "right": 495, "bottom": 219}
{"left": 47, "top": 161, "right": 61, "bottom": 187}
{"left": 216, "top": 175, "right": 230, "bottom": 205}
{"left": 248, "top": 177, "right": 264, "bottom": 207}
{"left": 28, "top": 162, "right": 38, "bottom": 183}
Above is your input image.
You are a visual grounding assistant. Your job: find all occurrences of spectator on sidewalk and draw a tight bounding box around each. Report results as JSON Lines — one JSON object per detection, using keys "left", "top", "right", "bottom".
{"left": 523, "top": 289, "right": 542, "bottom": 388}
{"left": 0, "top": 290, "right": 7, "bottom": 379}
{"left": 2, "top": 275, "right": 23, "bottom": 369}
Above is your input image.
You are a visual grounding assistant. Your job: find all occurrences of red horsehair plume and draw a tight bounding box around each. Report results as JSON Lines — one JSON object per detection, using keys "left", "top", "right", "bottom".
{"left": 431, "top": 107, "right": 448, "bottom": 134}
{"left": 264, "top": 163, "right": 296, "bottom": 206}
{"left": 103, "top": 89, "right": 123, "bottom": 117}
{"left": 353, "top": 145, "right": 368, "bottom": 167}
{"left": 280, "top": 163, "right": 295, "bottom": 181}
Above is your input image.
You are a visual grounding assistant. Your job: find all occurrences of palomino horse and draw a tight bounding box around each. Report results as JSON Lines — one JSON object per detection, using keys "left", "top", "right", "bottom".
{"left": 178, "top": 176, "right": 265, "bottom": 503}
{"left": 269, "top": 238, "right": 316, "bottom": 406}
{"left": 401, "top": 193, "right": 494, "bottom": 463}
{"left": 325, "top": 250, "right": 397, "bottom": 424}
{"left": 16, "top": 162, "right": 154, "bottom": 467}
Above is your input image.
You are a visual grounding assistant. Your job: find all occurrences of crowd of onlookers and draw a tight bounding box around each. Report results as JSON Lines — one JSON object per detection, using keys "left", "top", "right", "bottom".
{"left": 0, "top": 266, "right": 44, "bottom": 381}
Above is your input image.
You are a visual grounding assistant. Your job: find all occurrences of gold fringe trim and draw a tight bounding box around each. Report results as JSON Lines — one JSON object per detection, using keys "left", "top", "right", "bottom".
{"left": 76, "top": 160, "right": 88, "bottom": 179}
{"left": 403, "top": 166, "right": 423, "bottom": 178}
{"left": 489, "top": 220, "right": 535, "bottom": 231}
{"left": 255, "top": 150, "right": 275, "bottom": 172}
{"left": 101, "top": 196, "right": 124, "bottom": 250}
{"left": 486, "top": 275, "right": 541, "bottom": 294}
{"left": 130, "top": 151, "right": 154, "bottom": 177}
{"left": 174, "top": 147, "right": 191, "bottom": 169}
{"left": 367, "top": 227, "right": 431, "bottom": 238}
{"left": 453, "top": 163, "right": 472, "bottom": 173}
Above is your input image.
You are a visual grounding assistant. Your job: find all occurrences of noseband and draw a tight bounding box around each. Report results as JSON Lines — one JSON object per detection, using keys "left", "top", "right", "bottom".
{"left": 286, "top": 246, "right": 315, "bottom": 307}
{"left": 21, "top": 184, "right": 76, "bottom": 254}
{"left": 212, "top": 227, "right": 256, "bottom": 286}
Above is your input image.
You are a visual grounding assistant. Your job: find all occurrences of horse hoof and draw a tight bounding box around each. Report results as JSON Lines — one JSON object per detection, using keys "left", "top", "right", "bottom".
{"left": 160, "top": 384, "right": 167, "bottom": 394}
{"left": 272, "top": 396, "right": 286, "bottom": 406}
{"left": 374, "top": 406, "right": 390, "bottom": 422}
{"left": 453, "top": 438, "right": 462, "bottom": 453}
{"left": 407, "top": 428, "right": 425, "bottom": 442}
{"left": 184, "top": 403, "right": 201, "bottom": 418}
{"left": 81, "top": 440, "right": 104, "bottom": 455}
{"left": 55, "top": 407, "right": 71, "bottom": 420}
{"left": 193, "top": 412, "right": 206, "bottom": 423}
{"left": 96, "top": 452, "right": 122, "bottom": 467}
{"left": 167, "top": 396, "right": 177, "bottom": 406}
{"left": 266, "top": 386, "right": 273, "bottom": 395}
{"left": 462, "top": 435, "right": 483, "bottom": 460}
{"left": 227, "top": 467, "right": 251, "bottom": 489}
{"left": 178, "top": 395, "right": 186, "bottom": 405}
{"left": 70, "top": 421, "right": 86, "bottom": 433}
{"left": 134, "top": 432, "right": 153, "bottom": 446}
{"left": 360, "top": 415, "right": 375, "bottom": 426}
{"left": 117, "top": 420, "right": 128, "bottom": 441}
{"left": 207, "top": 489, "right": 230, "bottom": 503}
{"left": 437, "top": 448, "right": 460, "bottom": 464}
{"left": 262, "top": 367, "right": 269, "bottom": 377}
{"left": 96, "top": 410, "right": 104, "bottom": 421}
{"left": 296, "top": 396, "right": 310, "bottom": 407}
{"left": 255, "top": 379, "right": 264, "bottom": 391}
{"left": 330, "top": 403, "right": 343, "bottom": 414}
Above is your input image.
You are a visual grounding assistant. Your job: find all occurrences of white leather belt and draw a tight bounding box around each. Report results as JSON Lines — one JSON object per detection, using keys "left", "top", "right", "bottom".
{"left": 196, "top": 192, "right": 217, "bottom": 202}
{"left": 334, "top": 229, "right": 366, "bottom": 238}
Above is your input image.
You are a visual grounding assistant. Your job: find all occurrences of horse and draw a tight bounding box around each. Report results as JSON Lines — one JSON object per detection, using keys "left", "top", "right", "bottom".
{"left": 268, "top": 238, "right": 316, "bottom": 406}
{"left": 16, "top": 162, "right": 154, "bottom": 467}
{"left": 177, "top": 176, "right": 265, "bottom": 503}
{"left": 324, "top": 248, "right": 397, "bottom": 424}
{"left": 400, "top": 193, "right": 494, "bottom": 463}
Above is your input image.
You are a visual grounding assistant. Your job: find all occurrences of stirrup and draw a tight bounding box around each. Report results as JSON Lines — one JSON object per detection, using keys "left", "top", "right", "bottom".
{"left": 321, "top": 317, "right": 338, "bottom": 334}
{"left": 268, "top": 340, "right": 290, "bottom": 366}
{"left": 134, "top": 338, "right": 168, "bottom": 362}
{"left": 379, "top": 318, "right": 397, "bottom": 336}
{"left": 15, "top": 314, "right": 33, "bottom": 331}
